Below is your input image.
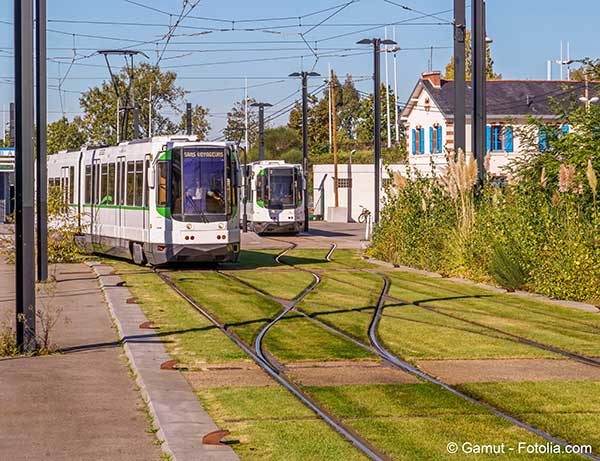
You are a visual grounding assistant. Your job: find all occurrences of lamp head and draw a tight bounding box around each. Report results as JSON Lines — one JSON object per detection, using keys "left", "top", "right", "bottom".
{"left": 357, "top": 39, "right": 373, "bottom": 45}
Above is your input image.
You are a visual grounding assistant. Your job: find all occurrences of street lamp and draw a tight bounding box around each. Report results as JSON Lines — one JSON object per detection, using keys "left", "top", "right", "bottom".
{"left": 289, "top": 71, "right": 320, "bottom": 233}
{"left": 250, "top": 102, "right": 272, "bottom": 161}
{"left": 357, "top": 37, "right": 396, "bottom": 224}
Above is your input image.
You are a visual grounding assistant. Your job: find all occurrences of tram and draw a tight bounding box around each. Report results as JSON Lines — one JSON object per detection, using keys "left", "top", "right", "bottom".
{"left": 244, "top": 160, "right": 304, "bottom": 234}
{"left": 48, "top": 136, "right": 242, "bottom": 265}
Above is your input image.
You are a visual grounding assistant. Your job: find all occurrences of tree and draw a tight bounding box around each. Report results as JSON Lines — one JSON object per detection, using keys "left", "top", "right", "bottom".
{"left": 263, "top": 126, "right": 301, "bottom": 159}
{"left": 47, "top": 117, "right": 88, "bottom": 154}
{"left": 570, "top": 58, "right": 600, "bottom": 81}
{"left": 178, "top": 104, "right": 210, "bottom": 140}
{"left": 443, "top": 31, "right": 502, "bottom": 80}
{"left": 223, "top": 98, "right": 258, "bottom": 146}
{"left": 78, "top": 63, "right": 191, "bottom": 145}
{"left": 355, "top": 84, "right": 398, "bottom": 146}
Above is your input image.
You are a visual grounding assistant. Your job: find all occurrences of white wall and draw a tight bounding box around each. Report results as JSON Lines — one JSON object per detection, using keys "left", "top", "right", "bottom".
{"left": 313, "top": 164, "right": 407, "bottom": 222}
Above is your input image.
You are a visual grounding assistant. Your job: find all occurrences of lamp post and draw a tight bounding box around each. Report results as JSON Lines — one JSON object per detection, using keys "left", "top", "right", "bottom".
{"left": 36, "top": 0, "right": 47, "bottom": 282}
{"left": 289, "top": 71, "right": 320, "bottom": 232}
{"left": 357, "top": 37, "right": 397, "bottom": 224}
{"left": 250, "top": 102, "right": 272, "bottom": 161}
{"left": 454, "top": 0, "right": 467, "bottom": 155}
{"left": 472, "top": 0, "right": 487, "bottom": 187}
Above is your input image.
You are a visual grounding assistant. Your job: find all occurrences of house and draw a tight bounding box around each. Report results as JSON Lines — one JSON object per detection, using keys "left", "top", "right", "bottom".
{"left": 402, "top": 71, "right": 597, "bottom": 176}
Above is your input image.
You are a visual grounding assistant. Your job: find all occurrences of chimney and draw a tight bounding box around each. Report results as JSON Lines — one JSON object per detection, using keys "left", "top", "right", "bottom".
{"left": 422, "top": 71, "right": 442, "bottom": 88}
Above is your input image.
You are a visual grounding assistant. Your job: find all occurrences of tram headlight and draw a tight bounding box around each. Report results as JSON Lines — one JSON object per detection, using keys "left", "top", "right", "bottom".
{"left": 218, "top": 223, "right": 225, "bottom": 230}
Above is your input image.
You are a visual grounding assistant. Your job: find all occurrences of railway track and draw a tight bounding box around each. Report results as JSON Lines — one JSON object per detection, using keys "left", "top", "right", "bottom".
{"left": 234, "top": 241, "right": 600, "bottom": 461}
{"left": 155, "top": 251, "right": 392, "bottom": 461}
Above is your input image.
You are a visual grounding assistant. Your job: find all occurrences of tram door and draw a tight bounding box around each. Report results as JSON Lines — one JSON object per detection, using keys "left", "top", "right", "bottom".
{"left": 142, "top": 154, "right": 151, "bottom": 243}
{"left": 116, "top": 156, "right": 127, "bottom": 243}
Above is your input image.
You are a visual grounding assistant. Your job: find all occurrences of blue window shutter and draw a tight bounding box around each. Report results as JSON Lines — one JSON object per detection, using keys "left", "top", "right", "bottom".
{"left": 539, "top": 128, "right": 547, "bottom": 151}
{"left": 437, "top": 126, "right": 443, "bottom": 153}
{"left": 419, "top": 128, "right": 425, "bottom": 154}
{"left": 486, "top": 125, "right": 491, "bottom": 152}
{"left": 412, "top": 129, "right": 416, "bottom": 154}
{"left": 562, "top": 124, "right": 570, "bottom": 136}
{"left": 505, "top": 126, "right": 514, "bottom": 152}
{"left": 429, "top": 127, "right": 434, "bottom": 154}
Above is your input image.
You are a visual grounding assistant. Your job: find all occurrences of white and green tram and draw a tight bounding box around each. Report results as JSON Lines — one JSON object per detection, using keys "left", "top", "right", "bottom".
{"left": 244, "top": 160, "right": 304, "bottom": 234}
{"left": 48, "top": 136, "right": 242, "bottom": 265}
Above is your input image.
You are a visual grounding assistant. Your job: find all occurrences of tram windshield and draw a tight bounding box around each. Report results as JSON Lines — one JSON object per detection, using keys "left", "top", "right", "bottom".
{"left": 171, "top": 147, "right": 227, "bottom": 221}
{"left": 265, "top": 167, "right": 297, "bottom": 210}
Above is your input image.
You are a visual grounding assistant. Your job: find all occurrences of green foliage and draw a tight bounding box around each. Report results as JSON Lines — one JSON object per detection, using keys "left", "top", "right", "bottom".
{"left": 47, "top": 116, "right": 88, "bottom": 154}
{"left": 178, "top": 104, "right": 210, "bottom": 140}
{"left": 47, "top": 188, "right": 86, "bottom": 263}
{"left": 223, "top": 97, "right": 258, "bottom": 145}
{"left": 0, "top": 322, "right": 18, "bottom": 357}
{"left": 443, "top": 30, "right": 502, "bottom": 80}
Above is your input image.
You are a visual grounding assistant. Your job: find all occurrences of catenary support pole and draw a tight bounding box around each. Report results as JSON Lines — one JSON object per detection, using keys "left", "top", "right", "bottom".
{"left": 14, "top": 0, "right": 36, "bottom": 351}
{"left": 472, "top": 0, "right": 487, "bottom": 186}
{"left": 36, "top": 0, "right": 48, "bottom": 282}
{"left": 186, "top": 102, "right": 192, "bottom": 136}
{"left": 454, "top": 0, "right": 466, "bottom": 155}
{"left": 393, "top": 27, "right": 400, "bottom": 145}
{"left": 384, "top": 28, "right": 392, "bottom": 148}
{"left": 258, "top": 105, "right": 265, "bottom": 160}
{"left": 331, "top": 68, "right": 339, "bottom": 208}
{"left": 373, "top": 39, "right": 382, "bottom": 223}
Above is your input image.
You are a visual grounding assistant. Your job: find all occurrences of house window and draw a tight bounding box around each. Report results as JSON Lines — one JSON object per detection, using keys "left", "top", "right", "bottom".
{"left": 412, "top": 127, "right": 425, "bottom": 155}
{"left": 487, "top": 125, "right": 513, "bottom": 153}
{"left": 430, "top": 125, "right": 443, "bottom": 153}
{"left": 492, "top": 126, "right": 504, "bottom": 151}
{"left": 336, "top": 178, "right": 352, "bottom": 188}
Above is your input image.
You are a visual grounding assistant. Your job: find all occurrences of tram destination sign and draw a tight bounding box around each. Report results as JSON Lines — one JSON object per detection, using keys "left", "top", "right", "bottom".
{"left": 0, "top": 148, "right": 14, "bottom": 172}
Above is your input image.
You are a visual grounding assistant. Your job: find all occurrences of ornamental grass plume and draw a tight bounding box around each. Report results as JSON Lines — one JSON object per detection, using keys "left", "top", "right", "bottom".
{"left": 558, "top": 163, "right": 575, "bottom": 193}
{"left": 588, "top": 158, "right": 598, "bottom": 213}
{"left": 540, "top": 167, "right": 547, "bottom": 189}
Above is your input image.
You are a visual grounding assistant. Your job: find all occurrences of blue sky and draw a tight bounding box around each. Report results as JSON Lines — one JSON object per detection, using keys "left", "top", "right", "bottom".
{"left": 1, "top": 0, "right": 599, "bottom": 137}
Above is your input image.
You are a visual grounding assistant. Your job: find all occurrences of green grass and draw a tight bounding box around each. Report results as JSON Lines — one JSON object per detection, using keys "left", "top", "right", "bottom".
{"left": 458, "top": 381, "right": 600, "bottom": 453}
{"left": 169, "top": 272, "right": 282, "bottom": 345}
{"left": 307, "top": 384, "right": 576, "bottom": 460}
{"left": 387, "top": 271, "right": 600, "bottom": 357}
{"left": 263, "top": 312, "right": 374, "bottom": 362}
{"left": 227, "top": 270, "right": 316, "bottom": 300}
{"left": 227, "top": 249, "right": 291, "bottom": 270}
{"left": 279, "top": 248, "right": 332, "bottom": 268}
{"left": 378, "top": 303, "right": 557, "bottom": 361}
{"left": 119, "top": 271, "right": 247, "bottom": 365}
{"left": 296, "top": 272, "right": 384, "bottom": 344}
{"left": 197, "top": 386, "right": 367, "bottom": 461}
{"left": 328, "top": 249, "right": 381, "bottom": 269}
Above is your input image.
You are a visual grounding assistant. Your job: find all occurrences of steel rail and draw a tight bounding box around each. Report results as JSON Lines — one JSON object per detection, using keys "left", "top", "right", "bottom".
{"left": 155, "top": 263, "right": 390, "bottom": 461}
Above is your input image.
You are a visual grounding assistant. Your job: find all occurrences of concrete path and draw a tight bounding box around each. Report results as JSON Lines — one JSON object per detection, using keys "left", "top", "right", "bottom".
{"left": 0, "top": 259, "right": 162, "bottom": 461}
{"left": 92, "top": 262, "right": 239, "bottom": 461}
{"left": 242, "top": 221, "right": 367, "bottom": 250}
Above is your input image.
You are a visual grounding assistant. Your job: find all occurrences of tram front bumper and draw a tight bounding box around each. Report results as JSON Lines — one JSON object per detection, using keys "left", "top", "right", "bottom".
{"left": 252, "top": 221, "right": 303, "bottom": 234}
{"left": 147, "top": 242, "right": 240, "bottom": 265}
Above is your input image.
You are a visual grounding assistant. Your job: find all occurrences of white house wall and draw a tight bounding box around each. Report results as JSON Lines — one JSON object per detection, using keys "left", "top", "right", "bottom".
{"left": 313, "top": 164, "right": 407, "bottom": 222}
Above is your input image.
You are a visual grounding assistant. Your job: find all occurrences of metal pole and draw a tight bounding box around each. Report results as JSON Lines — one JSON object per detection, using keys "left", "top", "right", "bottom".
{"left": 116, "top": 98, "right": 120, "bottom": 143}
{"left": 384, "top": 28, "right": 392, "bottom": 149}
{"left": 9, "top": 102, "right": 15, "bottom": 147}
{"left": 373, "top": 39, "right": 381, "bottom": 224}
{"left": 258, "top": 105, "right": 265, "bottom": 161}
{"left": 242, "top": 146, "right": 248, "bottom": 233}
{"left": 148, "top": 83, "right": 152, "bottom": 137}
{"left": 36, "top": 0, "right": 47, "bottom": 282}
{"left": 302, "top": 72, "right": 309, "bottom": 232}
{"left": 454, "top": 0, "right": 466, "bottom": 155}
{"left": 244, "top": 78, "right": 249, "bottom": 152}
{"left": 186, "top": 102, "right": 192, "bottom": 136}
{"left": 393, "top": 28, "right": 400, "bottom": 145}
{"left": 328, "top": 64, "right": 333, "bottom": 154}
{"left": 15, "top": 0, "right": 36, "bottom": 352}
{"left": 472, "top": 0, "right": 487, "bottom": 186}
{"left": 2, "top": 104, "right": 5, "bottom": 145}
{"left": 331, "top": 68, "right": 339, "bottom": 208}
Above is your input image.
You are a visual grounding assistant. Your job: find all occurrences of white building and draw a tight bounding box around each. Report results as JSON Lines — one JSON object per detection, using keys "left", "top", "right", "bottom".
{"left": 313, "top": 163, "right": 406, "bottom": 222}
{"left": 402, "top": 71, "right": 590, "bottom": 176}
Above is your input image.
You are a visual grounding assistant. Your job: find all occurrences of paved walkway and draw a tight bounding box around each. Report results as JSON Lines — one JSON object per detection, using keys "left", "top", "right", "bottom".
{"left": 0, "top": 258, "right": 161, "bottom": 461}
{"left": 242, "top": 221, "right": 368, "bottom": 250}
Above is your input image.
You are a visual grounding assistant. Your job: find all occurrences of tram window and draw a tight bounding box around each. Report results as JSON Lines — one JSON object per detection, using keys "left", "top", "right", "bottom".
{"left": 127, "top": 161, "right": 135, "bottom": 206}
{"left": 107, "top": 163, "right": 115, "bottom": 205}
{"left": 94, "top": 162, "right": 101, "bottom": 204}
{"left": 101, "top": 163, "right": 109, "bottom": 204}
{"left": 69, "top": 166, "right": 75, "bottom": 204}
{"left": 157, "top": 161, "right": 168, "bottom": 207}
{"left": 135, "top": 160, "right": 144, "bottom": 207}
{"left": 171, "top": 152, "right": 182, "bottom": 215}
{"left": 85, "top": 165, "right": 91, "bottom": 204}
{"left": 256, "top": 175, "right": 264, "bottom": 202}
{"left": 119, "top": 159, "right": 126, "bottom": 205}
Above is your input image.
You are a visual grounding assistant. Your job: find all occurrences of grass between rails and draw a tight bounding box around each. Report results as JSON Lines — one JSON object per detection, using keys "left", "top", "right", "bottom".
{"left": 306, "top": 384, "right": 577, "bottom": 461}
{"left": 386, "top": 271, "right": 600, "bottom": 357}
{"left": 458, "top": 381, "right": 600, "bottom": 454}
{"left": 168, "top": 271, "right": 281, "bottom": 345}
{"left": 226, "top": 270, "right": 316, "bottom": 300}
{"left": 196, "top": 386, "right": 368, "bottom": 461}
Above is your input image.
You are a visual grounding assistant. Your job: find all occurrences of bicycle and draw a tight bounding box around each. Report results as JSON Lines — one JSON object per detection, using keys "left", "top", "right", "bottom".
{"left": 357, "top": 206, "right": 371, "bottom": 224}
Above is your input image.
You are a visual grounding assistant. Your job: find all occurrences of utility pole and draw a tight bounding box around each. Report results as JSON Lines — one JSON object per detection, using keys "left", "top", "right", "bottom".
{"left": 358, "top": 37, "right": 396, "bottom": 224}
{"left": 384, "top": 28, "right": 392, "bottom": 149}
{"left": 330, "top": 68, "right": 339, "bottom": 208}
{"left": 186, "top": 102, "right": 192, "bottom": 136}
{"left": 9, "top": 102, "right": 15, "bottom": 147}
{"left": 328, "top": 64, "right": 333, "bottom": 154}
{"left": 14, "top": 0, "right": 36, "bottom": 351}
{"left": 393, "top": 27, "right": 400, "bottom": 145}
{"left": 251, "top": 102, "right": 272, "bottom": 161}
{"left": 244, "top": 78, "right": 249, "bottom": 152}
{"left": 289, "top": 71, "right": 320, "bottom": 233}
{"left": 36, "top": 0, "right": 48, "bottom": 282}
{"left": 472, "top": 0, "right": 487, "bottom": 186}
{"left": 116, "top": 98, "right": 120, "bottom": 143}
{"left": 148, "top": 83, "right": 152, "bottom": 137}
{"left": 454, "top": 0, "right": 467, "bottom": 155}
